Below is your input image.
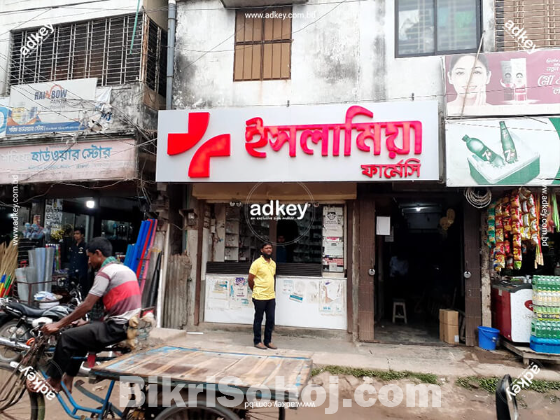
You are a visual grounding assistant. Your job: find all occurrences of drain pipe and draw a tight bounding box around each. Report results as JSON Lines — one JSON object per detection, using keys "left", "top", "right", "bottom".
{"left": 157, "top": 0, "right": 176, "bottom": 329}
{"left": 166, "top": 0, "right": 176, "bottom": 110}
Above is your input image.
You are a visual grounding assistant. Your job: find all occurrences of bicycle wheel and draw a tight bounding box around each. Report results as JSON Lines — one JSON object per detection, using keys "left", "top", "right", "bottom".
{"left": 155, "top": 400, "right": 241, "bottom": 420}
{"left": 0, "top": 363, "right": 45, "bottom": 420}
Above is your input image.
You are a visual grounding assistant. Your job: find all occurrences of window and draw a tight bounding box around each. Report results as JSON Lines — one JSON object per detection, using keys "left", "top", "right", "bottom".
{"left": 10, "top": 14, "right": 167, "bottom": 96}
{"left": 495, "top": 0, "right": 560, "bottom": 51}
{"left": 234, "top": 7, "right": 292, "bottom": 81}
{"left": 396, "top": 0, "right": 480, "bottom": 57}
{"left": 206, "top": 202, "right": 345, "bottom": 277}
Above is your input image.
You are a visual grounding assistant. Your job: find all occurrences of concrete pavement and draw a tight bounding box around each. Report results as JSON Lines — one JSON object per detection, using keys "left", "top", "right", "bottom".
{"left": 151, "top": 326, "right": 560, "bottom": 381}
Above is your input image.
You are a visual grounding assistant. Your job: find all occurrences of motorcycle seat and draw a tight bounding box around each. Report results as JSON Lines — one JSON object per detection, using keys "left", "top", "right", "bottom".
{"left": 7, "top": 302, "right": 48, "bottom": 318}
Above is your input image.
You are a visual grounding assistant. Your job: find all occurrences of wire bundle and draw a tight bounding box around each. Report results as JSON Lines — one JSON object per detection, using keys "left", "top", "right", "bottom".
{"left": 464, "top": 187, "right": 492, "bottom": 209}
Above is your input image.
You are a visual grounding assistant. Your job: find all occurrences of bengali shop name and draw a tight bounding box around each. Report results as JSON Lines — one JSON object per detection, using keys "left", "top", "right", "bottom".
{"left": 244, "top": 105, "right": 423, "bottom": 180}
{"left": 30, "top": 144, "right": 112, "bottom": 162}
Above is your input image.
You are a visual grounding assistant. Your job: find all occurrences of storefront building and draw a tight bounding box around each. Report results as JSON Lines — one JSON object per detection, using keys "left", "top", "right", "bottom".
{"left": 0, "top": 4, "right": 168, "bottom": 295}
{"left": 156, "top": 99, "right": 447, "bottom": 339}
{"left": 443, "top": 47, "right": 560, "bottom": 351}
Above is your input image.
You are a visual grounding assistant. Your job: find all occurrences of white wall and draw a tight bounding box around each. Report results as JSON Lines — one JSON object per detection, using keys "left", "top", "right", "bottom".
{"left": 173, "top": 0, "right": 496, "bottom": 111}
{"left": 0, "top": 0, "right": 167, "bottom": 95}
{"left": 204, "top": 274, "right": 347, "bottom": 330}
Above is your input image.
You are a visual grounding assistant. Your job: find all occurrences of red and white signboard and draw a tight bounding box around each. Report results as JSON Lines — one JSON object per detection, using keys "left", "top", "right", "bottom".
{"left": 156, "top": 101, "right": 439, "bottom": 183}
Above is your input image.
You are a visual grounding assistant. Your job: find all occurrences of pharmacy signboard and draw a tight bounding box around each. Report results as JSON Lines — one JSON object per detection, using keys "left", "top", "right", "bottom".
{"left": 157, "top": 101, "right": 439, "bottom": 183}
{"left": 445, "top": 117, "right": 560, "bottom": 186}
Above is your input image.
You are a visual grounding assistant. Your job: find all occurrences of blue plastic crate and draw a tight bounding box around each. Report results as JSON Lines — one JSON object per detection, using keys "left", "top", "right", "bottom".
{"left": 530, "top": 336, "right": 560, "bottom": 354}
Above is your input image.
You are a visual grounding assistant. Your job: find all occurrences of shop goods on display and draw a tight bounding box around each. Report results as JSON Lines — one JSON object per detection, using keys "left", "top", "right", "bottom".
{"left": 487, "top": 187, "right": 558, "bottom": 272}
{"left": 531, "top": 276, "right": 560, "bottom": 354}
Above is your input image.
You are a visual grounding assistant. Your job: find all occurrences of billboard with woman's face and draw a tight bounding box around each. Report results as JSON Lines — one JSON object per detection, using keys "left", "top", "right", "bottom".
{"left": 445, "top": 50, "right": 560, "bottom": 117}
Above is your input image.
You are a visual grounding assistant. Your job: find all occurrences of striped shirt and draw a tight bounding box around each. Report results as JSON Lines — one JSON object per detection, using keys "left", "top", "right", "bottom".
{"left": 89, "top": 262, "right": 141, "bottom": 324}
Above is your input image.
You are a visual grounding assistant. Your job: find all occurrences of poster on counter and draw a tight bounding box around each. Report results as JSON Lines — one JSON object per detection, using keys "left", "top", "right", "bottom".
{"left": 289, "top": 280, "right": 306, "bottom": 303}
{"left": 319, "top": 280, "right": 344, "bottom": 315}
{"left": 282, "top": 279, "right": 294, "bottom": 295}
{"left": 446, "top": 117, "right": 560, "bottom": 186}
{"left": 445, "top": 50, "right": 560, "bottom": 117}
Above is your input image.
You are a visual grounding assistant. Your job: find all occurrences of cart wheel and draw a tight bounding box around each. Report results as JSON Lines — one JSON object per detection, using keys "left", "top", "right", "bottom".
{"left": 155, "top": 401, "right": 240, "bottom": 420}
{"left": 0, "top": 363, "right": 45, "bottom": 420}
{"left": 235, "top": 407, "right": 286, "bottom": 420}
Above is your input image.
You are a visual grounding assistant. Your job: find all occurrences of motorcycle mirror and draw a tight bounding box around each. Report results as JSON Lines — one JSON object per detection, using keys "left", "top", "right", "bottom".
{"left": 495, "top": 374, "right": 519, "bottom": 420}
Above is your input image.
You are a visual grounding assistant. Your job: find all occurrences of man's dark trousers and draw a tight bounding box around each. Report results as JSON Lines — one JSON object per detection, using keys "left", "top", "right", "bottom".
{"left": 46, "top": 321, "right": 127, "bottom": 380}
{"left": 252, "top": 298, "right": 275, "bottom": 346}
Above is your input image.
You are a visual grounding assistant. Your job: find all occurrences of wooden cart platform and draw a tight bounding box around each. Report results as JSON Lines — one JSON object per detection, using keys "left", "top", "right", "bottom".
{"left": 90, "top": 346, "right": 313, "bottom": 401}
{"left": 502, "top": 339, "right": 560, "bottom": 366}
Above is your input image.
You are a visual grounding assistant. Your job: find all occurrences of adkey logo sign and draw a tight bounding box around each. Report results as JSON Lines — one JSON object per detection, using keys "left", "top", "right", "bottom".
{"left": 21, "top": 24, "right": 55, "bottom": 57}
{"left": 157, "top": 101, "right": 439, "bottom": 183}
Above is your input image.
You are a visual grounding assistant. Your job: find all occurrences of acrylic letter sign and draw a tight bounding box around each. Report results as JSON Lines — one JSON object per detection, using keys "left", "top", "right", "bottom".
{"left": 156, "top": 101, "right": 439, "bottom": 183}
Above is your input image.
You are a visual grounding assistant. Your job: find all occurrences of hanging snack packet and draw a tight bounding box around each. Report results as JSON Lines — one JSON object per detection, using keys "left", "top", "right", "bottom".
{"left": 514, "top": 260, "right": 522, "bottom": 270}
{"left": 496, "top": 228, "right": 504, "bottom": 242}
{"left": 512, "top": 220, "right": 521, "bottom": 235}
{"left": 519, "top": 187, "right": 531, "bottom": 201}
{"left": 496, "top": 216, "right": 504, "bottom": 229}
{"left": 529, "top": 205, "right": 537, "bottom": 220}
{"left": 511, "top": 208, "right": 520, "bottom": 222}
{"left": 511, "top": 194, "right": 521, "bottom": 209}
{"left": 513, "top": 247, "right": 522, "bottom": 261}
{"left": 496, "top": 201, "right": 503, "bottom": 217}
{"left": 504, "top": 217, "right": 512, "bottom": 233}
{"left": 530, "top": 219, "right": 538, "bottom": 234}
{"left": 495, "top": 242, "right": 505, "bottom": 255}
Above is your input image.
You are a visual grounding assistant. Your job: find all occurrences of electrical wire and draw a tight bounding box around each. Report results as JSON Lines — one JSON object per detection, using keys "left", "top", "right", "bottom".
{"left": 464, "top": 188, "right": 493, "bottom": 209}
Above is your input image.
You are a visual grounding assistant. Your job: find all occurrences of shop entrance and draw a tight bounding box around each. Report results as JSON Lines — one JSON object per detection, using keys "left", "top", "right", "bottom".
{"left": 375, "top": 197, "right": 464, "bottom": 345}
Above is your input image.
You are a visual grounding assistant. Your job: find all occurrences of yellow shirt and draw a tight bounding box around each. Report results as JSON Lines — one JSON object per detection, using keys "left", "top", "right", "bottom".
{"left": 249, "top": 255, "right": 276, "bottom": 300}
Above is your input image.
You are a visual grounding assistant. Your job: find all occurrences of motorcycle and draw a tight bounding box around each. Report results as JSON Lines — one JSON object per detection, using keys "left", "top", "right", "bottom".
{"left": 0, "top": 283, "right": 83, "bottom": 363}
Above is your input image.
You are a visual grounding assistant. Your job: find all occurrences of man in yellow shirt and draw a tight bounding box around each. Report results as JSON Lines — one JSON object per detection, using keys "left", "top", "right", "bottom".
{"left": 248, "top": 242, "right": 277, "bottom": 349}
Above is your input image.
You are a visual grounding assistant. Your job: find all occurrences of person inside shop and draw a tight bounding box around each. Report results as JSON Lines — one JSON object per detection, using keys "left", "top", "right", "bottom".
{"left": 30, "top": 236, "right": 142, "bottom": 394}
{"left": 248, "top": 242, "right": 277, "bottom": 350}
{"left": 276, "top": 235, "right": 288, "bottom": 263}
{"left": 389, "top": 247, "right": 409, "bottom": 301}
{"left": 69, "top": 227, "right": 90, "bottom": 294}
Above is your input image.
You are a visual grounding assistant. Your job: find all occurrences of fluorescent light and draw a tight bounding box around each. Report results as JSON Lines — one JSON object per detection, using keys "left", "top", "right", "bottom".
{"left": 416, "top": 207, "right": 422, "bottom": 212}
{"left": 86, "top": 200, "right": 95, "bottom": 209}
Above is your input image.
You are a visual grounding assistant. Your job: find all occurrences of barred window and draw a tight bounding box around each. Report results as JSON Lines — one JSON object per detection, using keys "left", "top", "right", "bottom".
{"left": 495, "top": 0, "right": 560, "bottom": 51}
{"left": 396, "top": 0, "right": 481, "bottom": 57}
{"left": 10, "top": 14, "right": 167, "bottom": 96}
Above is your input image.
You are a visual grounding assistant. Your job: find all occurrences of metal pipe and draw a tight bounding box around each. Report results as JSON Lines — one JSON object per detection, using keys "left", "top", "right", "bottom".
{"left": 0, "top": 337, "right": 30, "bottom": 351}
{"left": 166, "top": 0, "right": 176, "bottom": 110}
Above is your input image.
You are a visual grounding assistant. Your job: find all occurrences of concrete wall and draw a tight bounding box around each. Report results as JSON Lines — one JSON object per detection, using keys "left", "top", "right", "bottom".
{"left": 173, "top": 0, "right": 496, "bottom": 111}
